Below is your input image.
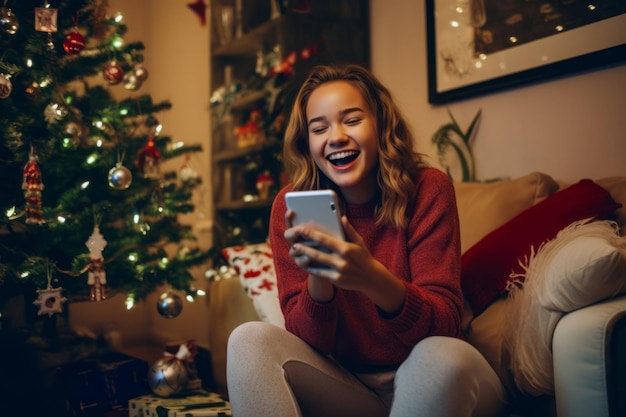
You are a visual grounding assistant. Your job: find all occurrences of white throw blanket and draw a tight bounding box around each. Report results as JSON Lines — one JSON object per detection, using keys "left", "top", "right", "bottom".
{"left": 504, "top": 218, "right": 626, "bottom": 396}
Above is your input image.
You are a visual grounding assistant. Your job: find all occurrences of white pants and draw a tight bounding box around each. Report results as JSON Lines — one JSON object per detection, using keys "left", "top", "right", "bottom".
{"left": 227, "top": 321, "right": 507, "bottom": 417}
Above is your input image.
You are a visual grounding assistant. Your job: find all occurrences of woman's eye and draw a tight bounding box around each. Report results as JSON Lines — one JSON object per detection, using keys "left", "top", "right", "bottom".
{"left": 311, "top": 126, "right": 327, "bottom": 134}
{"left": 345, "top": 118, "right": 361, "bottom": 125}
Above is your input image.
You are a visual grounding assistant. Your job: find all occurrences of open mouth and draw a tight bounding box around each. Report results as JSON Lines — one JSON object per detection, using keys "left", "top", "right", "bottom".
{"left": 327, "top": 151, "right": 359, "bottom": 167}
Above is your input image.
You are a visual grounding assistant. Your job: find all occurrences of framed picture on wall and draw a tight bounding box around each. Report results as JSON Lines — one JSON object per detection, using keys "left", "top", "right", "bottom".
{"left": 426, "top": 0, "right": 626, "bottom": 104}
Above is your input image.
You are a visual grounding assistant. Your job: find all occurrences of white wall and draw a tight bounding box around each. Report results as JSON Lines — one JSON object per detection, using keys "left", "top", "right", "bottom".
{"left": 371, "top": 0, "right": 626, "bottom": 182}
{"left": 132, "top": 0, "right": 213, "bottom": 348}
{"left": 70, "top": 0, "right": 213, "bottom": 350}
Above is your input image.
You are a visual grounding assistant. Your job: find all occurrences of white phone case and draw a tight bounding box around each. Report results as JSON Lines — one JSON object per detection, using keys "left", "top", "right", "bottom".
{"left": 285, "top": 190, "right": 345, "bottom": 241}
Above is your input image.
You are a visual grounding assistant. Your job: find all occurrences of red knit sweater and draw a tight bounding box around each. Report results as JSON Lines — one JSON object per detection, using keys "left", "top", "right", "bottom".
{"left": 268, "top": 167, "right": 463, "bottom": 372}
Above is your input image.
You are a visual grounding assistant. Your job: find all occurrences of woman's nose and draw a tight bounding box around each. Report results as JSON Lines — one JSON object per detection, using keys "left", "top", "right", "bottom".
{"left": 328, "top": 125, "right": 348, "bottom": 145}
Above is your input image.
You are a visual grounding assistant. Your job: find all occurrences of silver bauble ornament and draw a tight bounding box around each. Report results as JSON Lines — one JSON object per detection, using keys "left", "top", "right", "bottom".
{"left": 0, "top": 74, "right": 12, "bottom": 99}
{"left": 147, "top": 357, "right": 190, "bottom": 397}
{"left": 156, "top": 290, "right": 183, "bottom": 319}
{"left": 0, "top": 8, "right": 19, "bottom": 35}
{"left": 108, "top": 163, "right": 133, "bottom": 189}
{"left": 133, "top": 64, "right": 149, "bottom": 82}
{"left": 123, "top": 72, "right": 141, "bottom": 91}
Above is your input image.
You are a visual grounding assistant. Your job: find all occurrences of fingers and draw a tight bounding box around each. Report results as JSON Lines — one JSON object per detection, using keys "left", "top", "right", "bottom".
{"left": 289, "top": 243, "right": 310, "bottom": 268}
{"left": 284, "top": 210, "right": 302, "bottom": 245}
{"left": 307, "top": 266, "right": 340, "bottom": 280}
{"left": 340, "top": 216, "right": 361, "bottom": 245}
{"left": 284, "top": 209, "right": 295, "bottom": 228}
{"left": 291, "top": 242, "right": 337, "bottom": 272}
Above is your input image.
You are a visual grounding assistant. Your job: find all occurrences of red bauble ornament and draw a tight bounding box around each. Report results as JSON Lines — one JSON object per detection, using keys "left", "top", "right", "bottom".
{"left": 63, "top": 31, "right": 86, "bottom": 54}
{"left": 103, "top": 61, "right": 124, "bottom": 85}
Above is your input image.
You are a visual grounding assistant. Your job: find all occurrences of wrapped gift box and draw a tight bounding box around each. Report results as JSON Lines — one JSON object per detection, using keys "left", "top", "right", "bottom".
{"left": 58, "top": 351, "right": 150, "bottom": 416}
{"left": 128, "top": 391, "right": 231, "bottom": 417}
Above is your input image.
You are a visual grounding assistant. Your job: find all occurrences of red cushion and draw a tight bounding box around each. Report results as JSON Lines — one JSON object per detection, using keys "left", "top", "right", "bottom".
{"left": 461, "top": 179, "right": 621, "bottom": 315}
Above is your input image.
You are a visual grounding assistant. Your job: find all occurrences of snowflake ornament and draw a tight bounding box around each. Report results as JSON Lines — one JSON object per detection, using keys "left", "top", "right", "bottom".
{"left": 33, "top": 285, "right": 67, "bottom": 317}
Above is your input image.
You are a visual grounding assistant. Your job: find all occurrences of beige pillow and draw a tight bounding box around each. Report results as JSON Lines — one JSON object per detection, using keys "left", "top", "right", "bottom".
{"left": 464, "top": 295, "right": 512, "bottom": 392}
{"left": 454, "top": 172, "right": 559, "bottom": 253}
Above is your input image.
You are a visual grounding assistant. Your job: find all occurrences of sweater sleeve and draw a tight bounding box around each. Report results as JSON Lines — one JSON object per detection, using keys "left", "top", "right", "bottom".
{"left": 269, "top": 187, "right": 339, "bottom": 354}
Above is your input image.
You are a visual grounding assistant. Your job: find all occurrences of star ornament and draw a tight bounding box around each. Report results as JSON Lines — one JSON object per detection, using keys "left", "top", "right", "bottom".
{"left": 33, "top": 285, "right": 68, "bottom": 317}
{"left": 187, "top": 0, "right": 207, "bottom": 26}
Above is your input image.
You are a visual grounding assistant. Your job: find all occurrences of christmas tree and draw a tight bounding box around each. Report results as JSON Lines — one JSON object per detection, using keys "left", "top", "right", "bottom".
{"left": 0, "top": 0, "right": 212, "bottom": 322}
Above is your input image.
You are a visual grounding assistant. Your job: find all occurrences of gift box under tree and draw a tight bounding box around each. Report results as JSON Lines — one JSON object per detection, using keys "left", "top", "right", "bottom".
{"left": 128, "top": 391, "right": 231, "bottom": 417}
{"left": 58, "top": 351, "right": 150, "bottom": 416}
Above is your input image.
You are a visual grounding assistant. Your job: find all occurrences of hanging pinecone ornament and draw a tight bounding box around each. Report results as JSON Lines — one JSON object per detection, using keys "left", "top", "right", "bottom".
{"left": 86, "top": 223, "right": 107, "bottom": 301}
{"left": 44, "top": 103, "right": 67, "bottom": 124}
{"left": 22, "top": 147, "right": 45, "bottom": 224}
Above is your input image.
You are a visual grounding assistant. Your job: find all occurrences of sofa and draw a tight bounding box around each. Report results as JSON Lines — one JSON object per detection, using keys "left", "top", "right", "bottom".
{"left": 206, "top": 172, "right": 626, "bottom": 417}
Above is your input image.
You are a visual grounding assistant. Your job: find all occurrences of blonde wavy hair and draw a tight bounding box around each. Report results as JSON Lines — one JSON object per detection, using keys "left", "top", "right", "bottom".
{"left": 282, "top": 64, "right": 426, "bottom": 228}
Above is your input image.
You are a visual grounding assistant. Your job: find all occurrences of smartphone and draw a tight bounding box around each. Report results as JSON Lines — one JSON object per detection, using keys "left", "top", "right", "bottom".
{"left": 285, "top": 190, "right": 345, "bottom": 249}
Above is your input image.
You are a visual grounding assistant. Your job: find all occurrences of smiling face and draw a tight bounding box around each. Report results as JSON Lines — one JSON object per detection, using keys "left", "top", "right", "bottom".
{"left": 306, "top": 81, "right": 379, "bottom": 204}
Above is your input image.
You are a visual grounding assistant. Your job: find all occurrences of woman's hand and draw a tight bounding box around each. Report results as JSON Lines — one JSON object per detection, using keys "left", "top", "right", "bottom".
{"left": 285, "top": 212, "right": 406, "bottom": 313}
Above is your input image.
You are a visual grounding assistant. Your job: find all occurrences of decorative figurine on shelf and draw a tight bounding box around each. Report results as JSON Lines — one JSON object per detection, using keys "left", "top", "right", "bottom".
{"left": 86, "top": 222, "right": 107, "bottom": 301}
{"left": 234, "top": 109, "right": 265, "bottom": 148}
{"left": 256, "top": 170, "right": 275, "bottom": 200}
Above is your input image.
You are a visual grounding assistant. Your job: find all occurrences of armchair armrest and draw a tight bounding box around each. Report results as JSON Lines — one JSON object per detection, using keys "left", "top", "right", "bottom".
{"left": 552, "top": 294, "right": 626, "bottom": 417}
{"left": 208, "top": 277, "right": 260, "bottom": 395}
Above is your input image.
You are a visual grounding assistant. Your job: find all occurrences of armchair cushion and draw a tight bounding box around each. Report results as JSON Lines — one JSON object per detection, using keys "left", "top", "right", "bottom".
{"left": 461, "top": 179, "right": 621, "bottom": 315}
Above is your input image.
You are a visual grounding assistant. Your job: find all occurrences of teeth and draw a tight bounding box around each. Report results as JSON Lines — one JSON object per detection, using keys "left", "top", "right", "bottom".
{"left": 327, "top": 151, "right": 358, "bottom": 161}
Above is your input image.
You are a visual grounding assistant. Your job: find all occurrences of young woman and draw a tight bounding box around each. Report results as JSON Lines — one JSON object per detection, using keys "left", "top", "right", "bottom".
{"left": 227, "top": 64, "right": 507, "bottom": 417}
